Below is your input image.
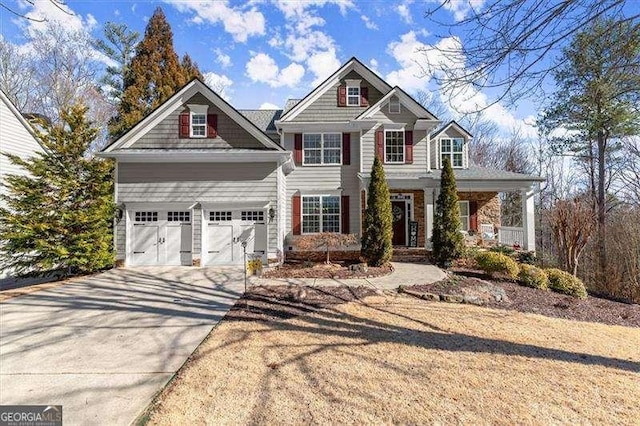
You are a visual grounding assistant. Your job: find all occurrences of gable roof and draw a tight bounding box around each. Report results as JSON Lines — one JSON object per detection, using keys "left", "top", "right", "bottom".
{"left": 279, "top": 57, "right": 392, "bottom": 122}
{"left": 0, "top": 90, "right": 40, "bottom": 141}
{"left": 431, "top": 120, "right": 473, "bottom": 139}
{"left": 355, "top": 86, "right": 439, "bottom": 121}
{"left": 102, "top": 78, "right": 283, "bottom": 153}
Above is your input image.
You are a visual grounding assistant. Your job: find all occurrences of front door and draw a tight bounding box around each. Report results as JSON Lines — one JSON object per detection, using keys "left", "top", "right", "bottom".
{"left": 392, "top": 201, "right": 407, "bottom": 246}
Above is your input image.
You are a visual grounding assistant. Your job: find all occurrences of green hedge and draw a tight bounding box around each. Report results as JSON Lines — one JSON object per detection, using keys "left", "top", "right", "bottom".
{"left": 474, "top": 251, "right": 520, "bottom": 279}
{"left": 546, "top": 268, "right": 588, "bottom": 299}
{"left": 518, "top": 264, "right": 549, "bottom": 290}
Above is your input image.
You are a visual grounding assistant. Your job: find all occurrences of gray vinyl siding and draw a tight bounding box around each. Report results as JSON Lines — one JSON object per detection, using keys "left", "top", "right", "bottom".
{"left": 193, "top": 206, "right": 202, "bottom": 256}
{"left": 361, "top": 108, "right": 428, "bottom": 174}
{"left": 0, "top": 97, "right": 42, "bottom": 209}
{"left": 282, "top": 132, "right": 361, "bottom": 242}
{"left": 131, "top": 93, "right": 264, "bottom": 149}
{"left": 117, "top": 162, "right": 279, "bottom": 259}
{"left": 293, "top": 70, "right": 386, "bottom": 122}
{"left": 115, "top": 216, "right": 126, "bottom": 260}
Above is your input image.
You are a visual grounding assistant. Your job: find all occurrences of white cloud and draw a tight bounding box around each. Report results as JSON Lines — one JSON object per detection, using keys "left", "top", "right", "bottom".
{"left": 17, "top": 0, "right": 98, "bottom": 36}
{"left": 361, "top": 15, "right": 378, "bottom": 30}
{"left": 164, "top": 0, "right": 265, "bottom": 42}
{"left": 386, "top": 31, "right": 536, "bottom": 137}
{"left": 245, "top": 53, "right": 305, "bottom": 88}
{"left": 284, "top": 30, "right": 335, "bottom": 62}
{"left": 272, "top": 0, "right": 354, "bottom": 19}
{"left": 369, "top": 58, "right": 379, "bottom": 73}
{"left": 259, "top": 102, "right": 280, "bottom": 110}
{"left": 442, "top": 0, "right": 487, "bottom": 22}
{"left": 215, "top": 49, "right": 232, "bottom": 68}
{"left": 307, "top": 49, "right": 341, "bottom": 85}
{"left": 204, "top": 71, "right": 234, "bottom": 101}
{"left": 396, "top": 1, "right": 413, "bottom": 24}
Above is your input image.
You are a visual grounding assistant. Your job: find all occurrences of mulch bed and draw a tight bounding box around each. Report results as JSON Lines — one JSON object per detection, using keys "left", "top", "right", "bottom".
{"left": 408, "top": 275, "right": 640, "bottom": 328}
{"left": 226, "top": 285, "right": 378, "bottom": 322}
{"left": 262, "top": 261, "right": 393, "bottom": 279}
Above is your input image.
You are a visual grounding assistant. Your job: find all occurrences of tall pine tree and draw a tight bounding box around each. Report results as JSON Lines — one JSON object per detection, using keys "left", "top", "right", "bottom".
{"left": 0, "top": 105, "right": 114, "bottom": 276}
{"left": 112, "top": 7, "right": 202, "bottom": 137}
{"left": 94, "top": 22, "right": 140, "bottom": 104}
{"left": 361, "top": 157, "right": 393, "bottom": 266}
{"left": 432, "top": 158, "right": 464, "bottom": 266}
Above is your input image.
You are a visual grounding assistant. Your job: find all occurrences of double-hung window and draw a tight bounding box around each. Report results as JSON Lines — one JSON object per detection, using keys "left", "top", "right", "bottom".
{"left": 389, "top": 96, "right": 401, "bottom": 114}
{"left": 303, "top": 133, "right": 341, "bottom": 165}
{"left": 441, "top": 138, "right": 464, "bottom": 168}
{"left": 188, "top": 104, "right": 208, "bottom": 138}
{"left": 385, "top": 130, "right": 404, "bottom": 163}
{"left": 302, "top": 195, "right": 340, "bottom": 233}
{"left": 347, "top": 86, "right": 360, "bottom": 106}
{"left": 459, "top": 201, "right": 470, "bottom": 231}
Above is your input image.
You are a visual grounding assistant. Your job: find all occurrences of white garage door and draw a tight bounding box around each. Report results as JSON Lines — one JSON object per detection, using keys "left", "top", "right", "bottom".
{"left": 131, "top": 210, "right": 192, "bottom": 266}
{"left": 203, "top": 209, "right": 268, "bottom": 266}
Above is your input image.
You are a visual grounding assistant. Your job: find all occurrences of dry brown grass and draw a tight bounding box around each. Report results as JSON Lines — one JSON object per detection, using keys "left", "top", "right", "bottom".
{"left": 145, "top": 294, "right": 640, "bottom": 425}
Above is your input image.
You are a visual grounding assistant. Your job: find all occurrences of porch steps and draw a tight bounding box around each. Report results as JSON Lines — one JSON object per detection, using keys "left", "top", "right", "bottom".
{"left": 392, "top": 248, "right": 432, "bottom": 263}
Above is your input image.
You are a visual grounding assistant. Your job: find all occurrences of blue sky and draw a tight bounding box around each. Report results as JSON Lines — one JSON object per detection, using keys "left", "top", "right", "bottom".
{"left": 1, "top": 0, "right": 555, "bottom": 135}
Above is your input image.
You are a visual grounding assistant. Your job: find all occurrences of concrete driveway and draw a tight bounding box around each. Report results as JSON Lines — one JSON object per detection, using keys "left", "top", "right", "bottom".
{"left": 0, "top": 266, "right": 244, "bottom": 425}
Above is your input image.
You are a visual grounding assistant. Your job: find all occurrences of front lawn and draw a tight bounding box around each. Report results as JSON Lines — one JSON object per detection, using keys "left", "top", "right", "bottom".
{"left": 142, "top": 287, "right": 640, "bottom": 425}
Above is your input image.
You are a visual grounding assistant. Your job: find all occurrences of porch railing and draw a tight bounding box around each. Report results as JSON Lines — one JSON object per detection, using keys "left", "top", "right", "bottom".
{"left": 498, "top": 227, "right": 524, "bottom": 247}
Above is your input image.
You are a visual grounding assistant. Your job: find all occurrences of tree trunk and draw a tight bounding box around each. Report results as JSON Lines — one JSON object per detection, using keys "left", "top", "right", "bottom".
{"left": 597, "top": 131, "right": 607, "bottom": 287}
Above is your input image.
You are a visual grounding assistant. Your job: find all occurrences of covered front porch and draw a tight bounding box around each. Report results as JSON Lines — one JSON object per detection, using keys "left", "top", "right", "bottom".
{"left": 358, "top": 170, "right": 542, "bottom": 252}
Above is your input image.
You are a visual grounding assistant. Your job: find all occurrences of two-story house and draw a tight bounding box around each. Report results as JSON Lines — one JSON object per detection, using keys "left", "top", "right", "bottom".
{"left": 100, "top": 57, "right": 543, "bottom": 267}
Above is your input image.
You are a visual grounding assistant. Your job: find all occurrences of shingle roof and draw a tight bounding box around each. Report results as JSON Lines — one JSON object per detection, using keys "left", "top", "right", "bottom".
{"left": 239, "top": 109, "right": 282, "bottom": 133}
{"left": 283, "top": 99, "right": 301, "bottom": 114}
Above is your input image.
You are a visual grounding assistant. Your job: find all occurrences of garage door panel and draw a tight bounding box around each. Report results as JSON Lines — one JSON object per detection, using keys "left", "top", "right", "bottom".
{"left": 132, "top": 225, "right": 159, "bottom": 265}
{"left": 206, "top": 224, "right": 233, "bottom": 265}
{"left": 165, "top": 225, "right": 192, "bottom": 266}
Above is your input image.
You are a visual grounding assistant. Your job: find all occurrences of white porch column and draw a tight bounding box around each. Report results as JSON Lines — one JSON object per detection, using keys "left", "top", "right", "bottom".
{"left": 521, "top": 188, "right": 536, "bottom": 252}
{"left": 425, "top": 188, "right": 435, "bottom": 249}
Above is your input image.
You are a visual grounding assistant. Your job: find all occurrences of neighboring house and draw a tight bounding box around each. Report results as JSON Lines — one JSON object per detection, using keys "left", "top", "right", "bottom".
{"left": 99, "top": 57, "right": 543, "bottom": 267}
{"left": 0, "top": 90, "right": 44, "bottom": 278}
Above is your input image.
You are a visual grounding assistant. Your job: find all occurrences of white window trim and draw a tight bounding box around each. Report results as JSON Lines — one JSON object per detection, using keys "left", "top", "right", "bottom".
{"left": 440, "top": 137, "right": 465, "bottom": 168}
{"left": 188, "top": 104, "right": 208, "bottom": 139}
{"left": 384, "top": 129, "right": 405, "bottom": 164}
{"left": 459, "top": 201, "right": 470, "bottom": 232}
{"left": 302, "top": 133, "right": 342, "bottom": 166}
{"left": 389, "top": 97, "right": 401, "bottom": 114}
{"left": 301, "top": 195, "right": 342, "bottom": 234}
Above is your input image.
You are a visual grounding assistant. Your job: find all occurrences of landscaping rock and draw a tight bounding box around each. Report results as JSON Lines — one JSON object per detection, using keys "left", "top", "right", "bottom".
{"left": 440, "top": 294, "right": 464, "bottom": 303}
{"left": 348, "top": 263, "right": 369, "bottom": 273}
{"left": 421, "top": 292, "right": 440, "bottom": 301}
{"left": 463, "top": 295, "right": 484, "bottom": 305}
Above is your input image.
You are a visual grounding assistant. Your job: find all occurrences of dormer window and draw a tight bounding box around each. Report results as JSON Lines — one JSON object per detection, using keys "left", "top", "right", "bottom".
{"left": 389, "top": 96, "right": 401, "bottom": 114}
{"left": 441, "top": 138, "right": 465, "bottom": 168}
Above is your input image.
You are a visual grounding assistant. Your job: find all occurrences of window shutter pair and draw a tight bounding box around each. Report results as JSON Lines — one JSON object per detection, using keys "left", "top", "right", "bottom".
{"left": 294, "top": 133, "right": 351, "bottom": 166}
{"left": 178, "top": 112, "right": 217, "bottom": 138}
{"left": 337, "top": 85, "right": 369, "bottom": 106}
{"left": 291, "top": 195, "right": 350, "bottom": 235}
{"left": 469, "top": 201, "right": 478, "bottom": 232}
{"left": 375, "top": 129, "right": 413, "bottom": 164}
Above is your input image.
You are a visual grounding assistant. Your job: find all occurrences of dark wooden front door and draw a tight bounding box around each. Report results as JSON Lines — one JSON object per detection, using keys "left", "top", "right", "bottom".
{"left": 391, "top": 201, "right": 407, "bottom": 246}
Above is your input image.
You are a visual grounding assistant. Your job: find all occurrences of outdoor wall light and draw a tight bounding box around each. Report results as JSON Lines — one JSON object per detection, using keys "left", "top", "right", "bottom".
{"left": 269, "top": 207, "right": 276, "bottom": 222}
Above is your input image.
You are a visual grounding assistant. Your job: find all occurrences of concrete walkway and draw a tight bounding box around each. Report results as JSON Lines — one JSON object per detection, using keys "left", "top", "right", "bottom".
{"left": 250, "top": 262, "right": 447, "bottom": 291}
{"left": 0, "top": 266, "right": 244, "bottom": 426}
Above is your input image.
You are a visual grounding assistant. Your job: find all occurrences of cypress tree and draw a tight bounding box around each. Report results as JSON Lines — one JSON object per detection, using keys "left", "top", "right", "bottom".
{"left": 112, "top": 7, "right": 202, "bottom": 137}
{"left": 432, "top": 157, "right": 465, "bottom": 266}
{"left": 0, "top": 105, "right": 114, "bottom": 276}
{"left": 361, "top": 156, "right": 393, "bottom": 266}
{"left": 181, "top": 54, "right": 204, "bottom": 81}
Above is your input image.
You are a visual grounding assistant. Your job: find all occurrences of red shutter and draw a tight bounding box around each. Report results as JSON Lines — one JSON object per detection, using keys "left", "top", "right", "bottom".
{"left": 341, "top": 195, "right": 350, "bottom": 234}
{"left": 292, "top": 195, "right": 301, "bottom": 235}
{"left": 376, "top": 129, "right": 384, "bottom": 162}
{"left": 469, "top": 201, "right": 478, "bottom": 232}
{"left": 342, "top": 133, "right": 351, "bottom": 165}
{"left": 179, "top": 113, "right": 190, "bottom": 138}
{"left": 337, "top": 85, "right": 347, "bottom": 107}
{"left": 405, "top": 130, "right": 413, "bottom": 164}
{"left": 294, "top": 133, "right": 303, "bottom": 165}
{"left": 360, "top": 86, "right": 369, "bottom": 107}
{"left": 207, "top": 114, "right": 217, "bottom": 138}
